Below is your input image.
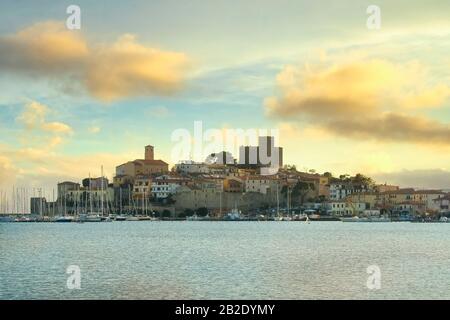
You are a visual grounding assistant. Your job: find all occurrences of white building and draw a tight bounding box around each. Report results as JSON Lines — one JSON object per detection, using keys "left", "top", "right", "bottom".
{"left": 413, "top": 190, "right": 446, "bottom": 212}
{"left": 151, "top": 175, "right": 190, "bottom": 199}
{"left": 433, "top": 194, "right": 450, "bottom": 213}
{"left": 330, "top": 182, "right": 371, "bottom": 200}
{"left": 327, "top": 201, "right": 368, "bottom": 216}
{"left": 174, "top": 161, "right": 210, "bottom": 174}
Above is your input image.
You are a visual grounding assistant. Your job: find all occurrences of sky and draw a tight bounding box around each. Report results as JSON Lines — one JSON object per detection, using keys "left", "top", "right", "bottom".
{"left": 0, "top": 0, "right": 450, "bottom": 195}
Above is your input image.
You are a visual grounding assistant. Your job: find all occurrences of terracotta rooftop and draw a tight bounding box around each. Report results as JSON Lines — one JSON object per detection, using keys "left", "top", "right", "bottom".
{"left": 134, "top": 159, "right": 168, "bottom": 165}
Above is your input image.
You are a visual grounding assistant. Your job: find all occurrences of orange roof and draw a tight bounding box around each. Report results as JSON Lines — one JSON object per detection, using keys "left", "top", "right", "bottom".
{"left": 134, "top": 159, "right": 168, "bottom": 165}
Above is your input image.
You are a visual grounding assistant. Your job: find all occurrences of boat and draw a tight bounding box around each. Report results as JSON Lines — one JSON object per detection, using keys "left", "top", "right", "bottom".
{"left": 439, "top": 216, "right": 448, "bottom": 223}
{"left": 223, "top": 208, "right": 241, "bottom": 221}
{"left": 186, "top": 214, "right": 200, "bottom": 221}
{"left": 341, "top": 216, "right": 390, "bottom": 222}
{"left": 101, "top": 216, "right": 112, "bottom": 222}
{"left": 79, "top": 213, "right": 102, "bottom": 222}
{"left": 114, "top": 215, "right": 127, "bottom": 221}
{"left": 54, "top": 216, "right": 75, "bottom": 223}
{"left": 126, "top": 216, "right": 140, "bottom": 221}
{"left": 369, "top": 216, "right": 391, "bottom": 222}
{"left": 341, "top": 216, "right": 370, "bottom": 222}
{"left": 0, "top": 216, "right": 13, "bottom": 222}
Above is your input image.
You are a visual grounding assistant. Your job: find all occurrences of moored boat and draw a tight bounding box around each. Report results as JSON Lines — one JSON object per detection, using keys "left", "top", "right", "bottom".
{"left": 54, "top": 216, "right": 75, "bottom": 223}
{"left": 0, "top": 216, "right": 13, "bottom": 222}
{"left": 341, "top": 216, "right": 370, "bottom": 222}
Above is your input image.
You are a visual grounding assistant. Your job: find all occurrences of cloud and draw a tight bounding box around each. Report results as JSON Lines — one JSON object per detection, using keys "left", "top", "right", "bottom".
{"left": 0, "top": 21, "right": 189, "bottom": 101}
{"left": 373, "top": 169, "right": 450, "bottom": 189}
{"left": 328, "top": 113, "right": 450, "bottom": 145}
{"left": 16, "top": 101, "right": 73, "bottom": 148}
{"left": 265, "top": 59, "right": 450, "bottom": 145}
{"left": 0, "top": 154, "right": 18, "bottom": 187}
{"left": 0, "top": 21, "right": 88, "bottom": 75}
{"left": 147, "top": 105, "right": 172, "bottom": 118}
{"left": 41, "top": 122, "right": 73, "bottom": 134}
{"left": 88, "top": 126, "right": 101, "bottom": 134}
{"left": 0, "top": 143, "right": 135, "bottom": 190}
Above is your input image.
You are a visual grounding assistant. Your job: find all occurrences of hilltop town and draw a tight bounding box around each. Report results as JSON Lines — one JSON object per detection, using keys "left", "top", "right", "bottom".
{"left": 23, "top": 136, "right": 450, "bottom": 222}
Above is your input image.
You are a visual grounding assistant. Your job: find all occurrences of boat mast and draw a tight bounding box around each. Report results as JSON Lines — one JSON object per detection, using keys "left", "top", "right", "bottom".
{"left": 276, "top": 182, "right": 280, "bottom": 218}
{"left": 89, "top": 173, "right": 93, "bottom": 214}
{"left": 119, "top": 187, "right": 122, "bottom": 215}
{"left": 101, "top": 166, "right": 104, "bottom": 217}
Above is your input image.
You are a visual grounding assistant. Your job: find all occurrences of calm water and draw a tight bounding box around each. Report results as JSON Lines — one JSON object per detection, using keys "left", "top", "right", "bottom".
{"left": 0, "top": 221, "right": 449, "bottom": 299}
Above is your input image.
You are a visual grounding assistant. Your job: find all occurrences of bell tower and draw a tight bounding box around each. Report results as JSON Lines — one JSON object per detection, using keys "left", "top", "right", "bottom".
{"left": 145, "top": 145, "right": 154, "bottom": 160}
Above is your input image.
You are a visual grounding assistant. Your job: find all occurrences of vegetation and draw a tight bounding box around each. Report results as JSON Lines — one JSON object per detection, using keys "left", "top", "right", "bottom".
{"left": 196, "top": 207, "right": 209, "bottom": 217}
{"left": 179, "top": 208, "right": 194, "bottom": 218}
{"left": 161, "top": 209, "right": 172, "bottom": 218}
{"left": 281, "top": 181, "right": 316, "bottom": 205}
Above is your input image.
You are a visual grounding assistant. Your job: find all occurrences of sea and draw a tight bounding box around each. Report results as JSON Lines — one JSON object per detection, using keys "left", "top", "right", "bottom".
{"left": 0, "top": 221, "right": 449, "bottom": 299}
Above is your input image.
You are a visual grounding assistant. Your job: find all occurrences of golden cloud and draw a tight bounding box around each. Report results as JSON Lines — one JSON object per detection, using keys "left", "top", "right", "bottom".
{"left": 16, "top": 101, "right": 73, "bottom": 148}
{"left": 0, "top": 21, "right": 88, "bottom": 74}
{"left": 0, "top": 154, "right": 18, "bottom": 187}
{"left": 0, "top": 22, "right": 189, "bottom": 101}
{"left": 0, "top": 142, "right": 137, "bottom": 190}
{"left": 328, "top": 113, "right": 450, "bottom": 145}
{"left": 266, "top": 59, "right": 450, "bottom": 145}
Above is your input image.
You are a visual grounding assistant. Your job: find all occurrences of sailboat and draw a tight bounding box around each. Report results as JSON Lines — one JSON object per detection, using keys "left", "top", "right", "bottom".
{"left": 114, "top": 187, "right": 127, "bottom": 221}
{"left": 275, "top": 183, "right": 282, "bottom": 221}
{"left": 80, "top": 171, "right": 104, "bottom": 222}
{"left": 224, "top": 201, "right": 241, "bottom": 221}
{"left": 305, "top": 214, "right": 310, "bottom": 224}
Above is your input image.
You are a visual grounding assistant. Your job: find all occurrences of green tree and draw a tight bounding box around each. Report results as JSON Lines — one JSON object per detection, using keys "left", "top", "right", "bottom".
{"left": 162, "top": 209, "right": 172, "bottom": 218}
{"left": 295, "top": 181, "right": 315, "bottom": 205}
{"left": 352, "top": 173, "right": 375, "bottom": 186}
{"left": 196, "top": 207, "right": 209, "bottom": 217}
{"left": 281, "top": 181, "right": 315, "bottom": 206}
{"left": 165, "top": 194, "right": 176, "bottom": 205}
{"left": 323, "top": 172, "right": 333, "bottom": 179}
{"left": 283, "top": 164, "right": 297, "bottom": 172}
{"left": 179, "top": 208, "right": 194, "bottom": 218}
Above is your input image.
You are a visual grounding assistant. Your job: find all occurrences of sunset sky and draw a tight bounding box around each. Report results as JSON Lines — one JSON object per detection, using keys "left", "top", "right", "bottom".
{"left": 1, "top": 0, "right": 450, "bottom": 192}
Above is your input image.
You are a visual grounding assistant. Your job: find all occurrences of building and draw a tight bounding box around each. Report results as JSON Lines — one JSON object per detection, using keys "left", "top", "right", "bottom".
{"left": 378, "top": 188, "right": 416, "bottom": 206}
{"left": 30, "top": 197, "right": 47, "bottom": 215}
{"left": 206, "top": 151, "right": 235, "bottom": 165}
{"left": 330, "top": 181, "right": 371, "bottom": 200}
{"left": 208, "top": 164, "right": 238, "bottom": 176}
{"left": 174, "top": 161, "right": 210, "bottom": 174}
{"left": 433, "top": 194, "right": 450, "bottom": 213}
{"left": 345, "top": 192, "right": 378, "bottom": 209}
{"left": 193, "top": 177, "right": 224, "bottom": 192}
{"left": 223, "top": 177, "right": 244, "bottom": 193}
{"left": 327, "top": 201, "right": 369, "bottom": 216}
{"left": 244, "top": 175, "right": 280, "bottom": 195}
{"left": 296, "top": 172, "right": 330, "bottom": 199}
{"left": 82, "top": 177, "right": 109, "bottom": 190}
{"left": 151, "top": 175, "right": 190, "bottom": 199}
{"left": 57, "top": 181, "right": 80, "bottom": 199}
{"left": 174, "top": 186, "right": 273, "bottom": 215}
{"left": 116, "top": 145, "right": 168, "bottom": 178}
{"left": 375, "top": 183, "right": 399, "bottom": 193}
{"left": 132, "top": 175, "right": 152, "bottom": 200}
{"left": 61, "top": 186, "right": 114, "bottom": 214}
{"left": 413, "top": 190, "right": 446, "bottom": 212}
{"left": 238, "top": 136, "right": 283, "bottom": 169}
